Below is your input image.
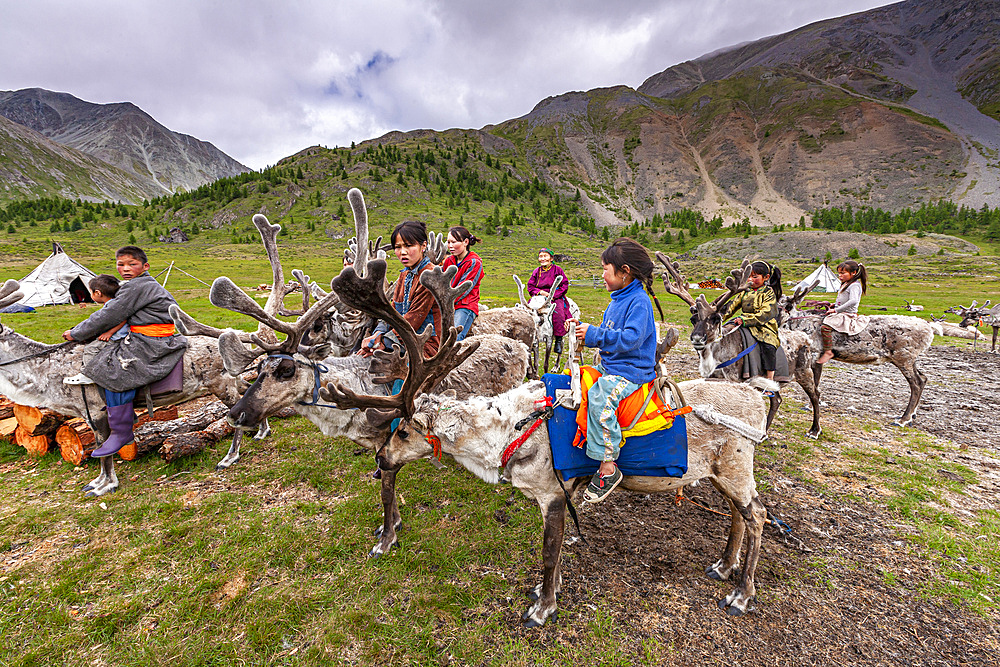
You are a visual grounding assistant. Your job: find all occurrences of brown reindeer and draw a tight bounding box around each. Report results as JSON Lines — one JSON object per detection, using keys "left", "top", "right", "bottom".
{"left": 207, "top": 257, "right": 528, "bottom": 557}
{"left": 320, "top": 264, "right": 773, "bottom": 625}
{"left": 776, "top": 281, "right": 934, "bottom": 427}
{"left": 657, "top": 254, "right": 822, "bottom": 438}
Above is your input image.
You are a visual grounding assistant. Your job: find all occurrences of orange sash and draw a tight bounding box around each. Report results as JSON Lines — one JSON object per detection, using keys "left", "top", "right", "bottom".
{"left": 130, "top": 323, "right": 176, "bottom": 337}
{"left": 572, "top": 366, "right": 691, "bottom": 448}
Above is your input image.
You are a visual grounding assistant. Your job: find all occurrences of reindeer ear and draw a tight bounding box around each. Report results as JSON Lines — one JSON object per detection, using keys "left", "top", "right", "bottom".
{"left": 412, "top": 412, "right": 431, "bottom": 432}
{"left": 219, "top": 330, "right": 263, "bottom": 376}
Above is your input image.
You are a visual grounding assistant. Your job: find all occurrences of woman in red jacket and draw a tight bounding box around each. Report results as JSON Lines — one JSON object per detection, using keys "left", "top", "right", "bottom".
{"left": 441, "top": 225, "right": 484, "bottom": 341}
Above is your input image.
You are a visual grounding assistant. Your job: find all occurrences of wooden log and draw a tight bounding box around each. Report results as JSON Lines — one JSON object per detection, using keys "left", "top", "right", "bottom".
{"left": 15, "top": 426, "right": 52, "bottom": 456}
{"left": 0, "top": 416, "right": 18, "bottom": 442}
{"left": 160, "top": 416, "right": 235, "bottom": 463}
{"left": 55, "top": 419, "right": 96, "bottom": 465}
{"left": 118, "top": 440, "right": 139, "bottom": 461}
{"left": 135, "top": 405, "right": 180, "bottom": 427}
{"left": 0, "top": 396, "right": 14, "bottom": 420}
{"left": 132, "top": 402, "right": 229, "bottom": 458}
{"left": 13, "top": 405, "right": 65, "bottom": 436}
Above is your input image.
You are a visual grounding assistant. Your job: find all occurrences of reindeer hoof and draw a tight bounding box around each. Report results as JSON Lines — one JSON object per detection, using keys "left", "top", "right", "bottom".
{"left": 806, "top": 430, "right": 820, "bottom": 440}
{"left": 368, "top": 541, "right": 399, "bottom": 559}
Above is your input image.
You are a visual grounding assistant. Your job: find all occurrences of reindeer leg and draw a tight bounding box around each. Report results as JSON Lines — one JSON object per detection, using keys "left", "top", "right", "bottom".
{"left": 217, "top": 429, "right": 245, "bottom": 470}
{"left": 542, "top": 339, "right": 553, "bottom": 376}
{"left": 893, "top": 360, "right": 926, "bottom": 427}
{"left": 705, "top": 492, "right": 746, "bottom": 582}
{"left": 84, "top": 457, "right": 119, "bottom": 498}
{"left": 796, "top": 365, "right": 822, "bottom": 439}
{"left": 992, "top": 326, "right": 998, "bottom": 354}
{"left": 717, "top": 496, "right": 765, "bottom": 616}
{"left": 522, "top": 494, "right": 566, "bottom": 628}
{"left": 254, "top": 419, "right": 271, "bottom": 440}
{"left": 370, "top": 465, "right": 403, "bottom": 557}
{"left": 765, "top": 393, "right": 781, "bottom": 432}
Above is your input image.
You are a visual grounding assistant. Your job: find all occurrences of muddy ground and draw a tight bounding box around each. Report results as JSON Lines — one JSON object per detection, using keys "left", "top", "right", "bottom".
{"left": 496, "top": 342, "right": 999, "bottom": 665}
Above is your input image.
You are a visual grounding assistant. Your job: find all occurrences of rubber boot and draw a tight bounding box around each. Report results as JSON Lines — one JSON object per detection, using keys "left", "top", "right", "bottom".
{"left": 91, "top": 403, "right": 135, "bottom": 458}
{"left": 553, "top": 336, "right": 563, "bottom": 355}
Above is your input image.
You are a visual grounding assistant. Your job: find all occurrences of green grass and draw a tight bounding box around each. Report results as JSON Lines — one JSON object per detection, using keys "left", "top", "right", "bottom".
{"left": 2, "top": 205, "right": 1000, "bottom": 662}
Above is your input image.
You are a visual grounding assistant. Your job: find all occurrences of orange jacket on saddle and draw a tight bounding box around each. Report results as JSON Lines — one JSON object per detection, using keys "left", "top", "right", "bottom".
{"left": 571, "top": 366, "right": 691, "bottom": 448}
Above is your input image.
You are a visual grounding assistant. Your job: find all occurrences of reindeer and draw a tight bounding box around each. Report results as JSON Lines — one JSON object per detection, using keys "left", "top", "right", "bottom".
{"left": 321, "top": 263, "right": 774, "bottom": 625}
{"left": 948, "top": 301, "right": 1000, "bottom": 353}
{"left": 206, "top": 256, "right": 529, "bottom": 557}
{"left": 0, "top": 279, "right": 255, "bottom": 498}
{"left": 657, "top": 255, "right": 822, "bottom": 438}
{"left": 903, "top": 300, "right": 924, "bottom": 312}
{"left": 776, "top": 281, "right": 934, "bottom": 427}
{"left": 468, "top": 306, "right": 537, "bottom": 354}
{"left": 513, "top": 274, "right": 581, "bottom": 376}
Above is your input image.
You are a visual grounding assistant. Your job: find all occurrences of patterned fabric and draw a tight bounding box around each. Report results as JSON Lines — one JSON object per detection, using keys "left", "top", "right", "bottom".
{"left": 724, "top": 286, "right": 780, "bottom": 347}
{"left": 572, "top": 365, "right": 691, "bottom": 458}
{"left": 823, "top": 282, "right": 870, "bottom": 334}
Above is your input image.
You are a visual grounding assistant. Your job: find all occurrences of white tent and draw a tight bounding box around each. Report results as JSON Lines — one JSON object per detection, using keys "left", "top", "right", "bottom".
{"left": 795, "top": 263, "right": 840, "bottom": 293}
{"left": 17, "top": 243, "right": 97, "bottom": 307}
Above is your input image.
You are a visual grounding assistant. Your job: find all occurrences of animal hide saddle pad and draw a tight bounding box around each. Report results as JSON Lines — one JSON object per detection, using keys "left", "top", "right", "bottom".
{"left": 543, "top": 373, "right": 688, "bottom": 482}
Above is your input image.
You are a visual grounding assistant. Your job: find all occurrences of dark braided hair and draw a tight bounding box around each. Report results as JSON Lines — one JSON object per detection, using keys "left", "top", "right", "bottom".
{"left": 750, "top": 260, "right": 783, "bottom": 300}
{"left": 600, "top": 238, "right": 664, "bottom": 321}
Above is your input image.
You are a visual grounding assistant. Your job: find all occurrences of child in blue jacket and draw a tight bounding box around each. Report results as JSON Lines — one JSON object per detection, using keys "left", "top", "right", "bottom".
{"left": 571, "top": 238, "right": 663, "bottom": 503}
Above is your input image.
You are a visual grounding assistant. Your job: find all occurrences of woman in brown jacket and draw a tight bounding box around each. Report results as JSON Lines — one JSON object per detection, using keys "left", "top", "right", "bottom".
{"left": 359, "top": 220, "right": 442, "bottom": 359}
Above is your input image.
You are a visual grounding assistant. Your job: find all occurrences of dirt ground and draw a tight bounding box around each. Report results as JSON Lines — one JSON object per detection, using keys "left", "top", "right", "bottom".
{"left": 495, "top": 342, "right": 1000, "bottom": 665}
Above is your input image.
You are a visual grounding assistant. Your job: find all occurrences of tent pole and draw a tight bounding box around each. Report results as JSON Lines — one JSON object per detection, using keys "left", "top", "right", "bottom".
{"left": 161, "top": 261, "right": 175, "bottom": 288}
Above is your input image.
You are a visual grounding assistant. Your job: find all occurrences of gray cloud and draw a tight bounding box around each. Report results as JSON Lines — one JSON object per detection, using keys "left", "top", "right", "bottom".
{"left": 0, "top": 0, "right": 895, "bottom": 169}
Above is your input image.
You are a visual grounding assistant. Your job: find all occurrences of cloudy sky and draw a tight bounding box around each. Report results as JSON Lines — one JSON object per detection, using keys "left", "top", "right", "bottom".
{"left": 2, "top": 0, "right": 897, "bottom": 170}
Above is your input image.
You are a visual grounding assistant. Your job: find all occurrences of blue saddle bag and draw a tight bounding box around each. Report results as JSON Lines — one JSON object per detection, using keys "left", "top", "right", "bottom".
{"left": 542, "top": 373, "right": 688, "bottom": 482}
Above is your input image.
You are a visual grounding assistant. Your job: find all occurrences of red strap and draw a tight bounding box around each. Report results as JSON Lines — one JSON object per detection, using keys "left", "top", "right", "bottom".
{"left": 425, "top": 433, "right": 442, "bottom": 460}
{"left": 501, "top": 397, "right": 553, "bottom": 467}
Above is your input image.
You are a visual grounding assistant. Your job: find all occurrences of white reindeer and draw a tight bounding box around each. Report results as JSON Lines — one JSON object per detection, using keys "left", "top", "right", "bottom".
{"left": 322, "top": 268, "right": 775, "bottom": 626}
{"left": 513, "top": 274, "right": 581, "bottom": 376}
{"left": 0, "top": 280, "right": 256, "bottom": 498}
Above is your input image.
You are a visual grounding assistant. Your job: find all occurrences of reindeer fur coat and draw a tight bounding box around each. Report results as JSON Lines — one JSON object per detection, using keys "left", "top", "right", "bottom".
{"left": 69, "top": 273, "right": 188, "bottom": 392}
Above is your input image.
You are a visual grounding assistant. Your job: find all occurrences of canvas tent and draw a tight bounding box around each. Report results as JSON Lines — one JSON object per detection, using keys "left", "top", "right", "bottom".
{"left": 16, "top": 242, "right": 96, "bottom": 307}
{"left": 795, "top": 263, "right": 840, "bottom": 293}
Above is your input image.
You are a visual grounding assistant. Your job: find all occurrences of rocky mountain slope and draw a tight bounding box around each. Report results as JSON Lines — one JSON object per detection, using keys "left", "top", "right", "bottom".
{"left": 0, "top": 88, "right": 248, "bottom": 200}
{"left": 0, "top": 114, "right": 166, "bottom": 203}
{"left": 494, "top": 0, "right": 998, "bottom": 226}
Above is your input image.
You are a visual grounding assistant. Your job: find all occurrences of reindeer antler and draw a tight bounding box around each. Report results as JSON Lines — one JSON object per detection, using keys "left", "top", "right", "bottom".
{"left": 209, "top": 274, "right": 343, "bottom": 356}
{"left": 710, "top": 259, "right": 752, "bottom": 311}
{"left": 512, "top": 275, "right": 530, "bottom": 308}
{"left": 655, "top": 252, "right": 696, "bottom": 307}
{"left": 426, "top": 231, "right": 447, "bottom": 264}
{"left": 319, "top": 260, "right": 479, "bottom": 420}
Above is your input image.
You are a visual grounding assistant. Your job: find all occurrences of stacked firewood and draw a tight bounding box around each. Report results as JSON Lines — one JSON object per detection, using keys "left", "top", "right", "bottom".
{"left": 0, "top": 394, "right": 295, "bottom": 465}
{"left": 698, "top": 278, "right": 725, "bottom": 289}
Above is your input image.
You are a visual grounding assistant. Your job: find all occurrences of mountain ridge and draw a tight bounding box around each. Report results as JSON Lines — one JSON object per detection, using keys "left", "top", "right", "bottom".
{"left": 0, "top": 88, "right": 249, "bottom": 201}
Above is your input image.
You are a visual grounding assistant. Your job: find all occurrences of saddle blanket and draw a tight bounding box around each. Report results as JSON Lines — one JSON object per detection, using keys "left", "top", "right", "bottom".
{"left": 542, "top": 374, "right": 688, "bottom": 482}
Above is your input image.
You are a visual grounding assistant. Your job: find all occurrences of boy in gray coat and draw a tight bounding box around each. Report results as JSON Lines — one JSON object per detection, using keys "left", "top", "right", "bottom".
{"left": 63, "top": 246, "right": 188, "bottom": 457}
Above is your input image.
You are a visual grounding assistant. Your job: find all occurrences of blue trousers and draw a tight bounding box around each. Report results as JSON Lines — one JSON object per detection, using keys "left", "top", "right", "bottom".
{"left": 585, "top": 372, "right": 638, "bottom": 463}
{"left": 104, "top": 388, "right": 136, "bottom": 407}
{"left": 454, "top": 308, "right": 476, "bottom": 341}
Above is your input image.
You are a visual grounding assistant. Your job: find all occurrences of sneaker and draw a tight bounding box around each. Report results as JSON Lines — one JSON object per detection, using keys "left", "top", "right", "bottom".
{"left": 583, "top": 464, "right": 623, "bottom": 503}
{"left": 64, "top": 373, "right": 95, "bottom": 385}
